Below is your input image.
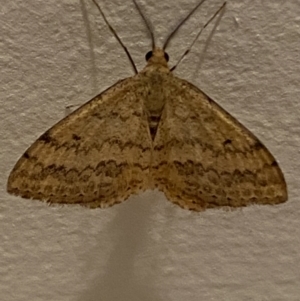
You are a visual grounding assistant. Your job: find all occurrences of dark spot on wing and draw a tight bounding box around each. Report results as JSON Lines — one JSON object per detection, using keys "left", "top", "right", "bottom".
{"left": 223, "top": 139, "right": 232, "bottom": 145}
{"left": 253, "top": 140, "right": 263, "bottom": 150}
{"left": 72, "top": 134, "right": 81, "bottom": 141}
{"left": 23, "top": 152, "right": 30, "bottom": 159}
{"left": 38, "top": 132, "right": 52, "bottom": 143}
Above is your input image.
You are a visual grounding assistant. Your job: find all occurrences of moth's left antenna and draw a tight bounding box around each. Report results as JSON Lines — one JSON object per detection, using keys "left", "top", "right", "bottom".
{"left": 92, "top": 0, "right": 138, "bottom": 74}
{"left": 132, "top": 0, "right": 155, "bottom": 50}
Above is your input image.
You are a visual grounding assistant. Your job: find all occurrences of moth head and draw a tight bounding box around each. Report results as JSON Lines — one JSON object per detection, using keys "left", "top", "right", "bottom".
{"left": 144, "top": 47, "right": 169, "bottom": 70}
{"left": 145, "top": 49, "right": 169, "bottom": 63}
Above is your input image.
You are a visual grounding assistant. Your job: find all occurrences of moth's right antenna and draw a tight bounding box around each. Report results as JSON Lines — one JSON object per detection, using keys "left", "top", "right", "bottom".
{"left": 163, "top": 0, "right": 208, "bottom": 51}
{"left": 171, "top": 2, "right": 227, "bottom": 71}
{"left": 91, "top": 0, "right": 138, "bottom": 74}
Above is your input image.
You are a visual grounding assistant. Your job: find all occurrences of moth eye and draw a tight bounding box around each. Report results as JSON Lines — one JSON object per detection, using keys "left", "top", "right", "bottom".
{"left": 164, "top": 52, "right": 169, "bottom": 62}
{"left": 145, "top": 51, "right": 153, "bottom": 61}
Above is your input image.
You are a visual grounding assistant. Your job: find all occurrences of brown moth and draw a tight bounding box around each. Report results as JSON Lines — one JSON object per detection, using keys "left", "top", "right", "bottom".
{"left": 7, "top": 0, "right": 287, "bottom": 211}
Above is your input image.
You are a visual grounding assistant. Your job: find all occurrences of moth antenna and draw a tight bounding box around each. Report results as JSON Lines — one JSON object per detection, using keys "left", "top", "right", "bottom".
{"left": 91, "top": 0, "right": 138, "bottom": 74}
{"left": 163, "top": 0, "right": 208, "bottom": 51}
{"left": 133, "top": 0, "right": 155, "bottom": 50}
{"left": 171, "top": 2, "right": 227, "bottom": 71}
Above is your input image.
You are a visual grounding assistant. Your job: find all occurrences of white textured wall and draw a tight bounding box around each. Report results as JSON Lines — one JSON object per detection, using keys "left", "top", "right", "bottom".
{"left": 1, "top": 0, "right": 299, "bottom": 300}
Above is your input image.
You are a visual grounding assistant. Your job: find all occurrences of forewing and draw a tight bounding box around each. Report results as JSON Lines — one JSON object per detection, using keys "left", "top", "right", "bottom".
{"left": 7, "top": 77, "right": 152, "bottom": 208}
{"left": 152, "top": 77, "right": 287, "bottom": 211}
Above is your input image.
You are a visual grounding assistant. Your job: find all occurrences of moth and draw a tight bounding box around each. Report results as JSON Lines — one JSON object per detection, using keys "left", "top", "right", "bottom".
{"left": 7, "top": 0, "right": 287, "bottom": 211}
